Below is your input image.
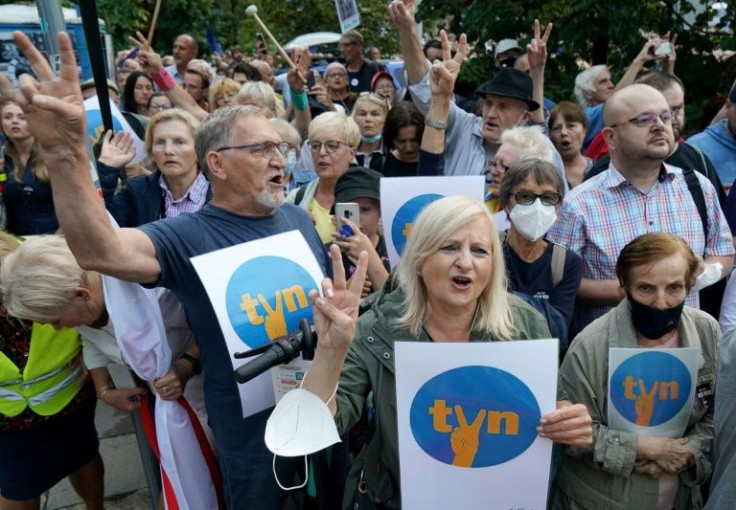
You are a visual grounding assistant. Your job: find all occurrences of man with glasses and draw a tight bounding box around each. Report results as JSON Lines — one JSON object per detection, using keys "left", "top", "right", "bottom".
{"left": 586, "top": 71, "right": 727, "bottom": 206}
{"left": 0, "top": 31, "right": 330, "bottom": 507}
{"left": 339, "top": 29, "right": 384, "bottom": 93}
{"left": 547, "top": 84, "right": 734, "bottom": 334}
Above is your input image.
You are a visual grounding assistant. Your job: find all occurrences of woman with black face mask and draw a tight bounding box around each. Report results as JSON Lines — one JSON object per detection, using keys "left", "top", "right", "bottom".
{"left": 550, "top": 233, "right": 719, "bottom": 510}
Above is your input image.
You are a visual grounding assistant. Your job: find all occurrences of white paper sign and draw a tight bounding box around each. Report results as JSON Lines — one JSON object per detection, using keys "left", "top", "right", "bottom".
{"left": 607, "top": 347, "right": 699, "bottom": 438}
{"left": 380, "top": 176, "right": 485, "bottom": 267}
{"left": 83, "top": 95, "right": 147, "bottom": 163}
{"left": 190, "top": 230, "right": 324, "bottom": 417}
{"left": 395, "top": 339, "right": 558, "bottom": 509}
{"left": 335, "top": 0, "right": 360, "bottom": 33}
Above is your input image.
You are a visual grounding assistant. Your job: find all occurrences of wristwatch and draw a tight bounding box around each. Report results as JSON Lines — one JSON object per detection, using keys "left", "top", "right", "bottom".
{"left": 179, "top": 353, "right": 202, "bottom": 375}
{"left": 424, "top": 117, "right": 448, "bottom": 130}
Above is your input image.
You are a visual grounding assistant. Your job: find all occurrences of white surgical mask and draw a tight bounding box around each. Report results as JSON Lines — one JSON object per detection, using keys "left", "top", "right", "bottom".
{"left": 508, "top": 198, "right": 557, "bottom": 241}
{"left": 265, "top": 388, "right": 341, "bottom": 490}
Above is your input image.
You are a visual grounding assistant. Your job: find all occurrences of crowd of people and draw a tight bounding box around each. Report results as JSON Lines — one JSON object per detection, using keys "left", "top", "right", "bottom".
{"left": 1, "top": 0, "right": 736, "bottom": 508}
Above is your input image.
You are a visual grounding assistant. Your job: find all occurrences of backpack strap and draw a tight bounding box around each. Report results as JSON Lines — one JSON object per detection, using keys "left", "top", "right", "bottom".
{"left": 502, "top": 230, "right": 566, "bottom": 288}
{"left": 551, "top": 243, "right": 566, "bottom": 288}
{"left": 683, "top": 167, "right": 709, "bottom": 239}
{"left": 294, "top": 184, "right": 307, "bottom": 207}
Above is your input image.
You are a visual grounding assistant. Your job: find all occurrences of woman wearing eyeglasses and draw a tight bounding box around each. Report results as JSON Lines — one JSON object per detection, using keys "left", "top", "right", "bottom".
{"left": 314, "top": 62, "right": 357, "bottom": 115}
{"left": 97, "top": 108, "right": 212, "bottom": 227}
{"left": 286, "top": 112, "right": 360, "bottom": 244}
{"left": 498, "top": 159, "right": 583, "bottom": 347}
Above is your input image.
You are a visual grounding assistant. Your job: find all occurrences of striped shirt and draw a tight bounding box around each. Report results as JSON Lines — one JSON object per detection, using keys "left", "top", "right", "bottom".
{"left": 160, "top": 172, "right": 209, "bottom": 219}
{"left": 547, "top": 163, "right": 734, "bottom": 328}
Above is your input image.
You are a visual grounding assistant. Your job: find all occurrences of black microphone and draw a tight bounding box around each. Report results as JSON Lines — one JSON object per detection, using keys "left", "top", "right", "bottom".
{"left": 233, "top": 319, "right": 317, "bottom": 384}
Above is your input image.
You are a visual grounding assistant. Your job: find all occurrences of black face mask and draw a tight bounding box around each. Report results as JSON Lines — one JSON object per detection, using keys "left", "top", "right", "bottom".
{"left": 628, "top": 294, "right": 685, "bottom": 340}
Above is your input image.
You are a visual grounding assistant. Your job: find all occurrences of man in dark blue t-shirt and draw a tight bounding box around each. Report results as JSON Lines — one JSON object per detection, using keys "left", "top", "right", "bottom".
{"left": 4, "top": 42, "right": 328, "bottom": 508}
{"left": 135, "top": 108, "right": 329, "bottom": 508}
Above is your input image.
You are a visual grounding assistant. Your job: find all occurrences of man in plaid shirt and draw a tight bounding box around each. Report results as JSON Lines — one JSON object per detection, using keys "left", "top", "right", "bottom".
{"left": 547, "top": 84, "right": 734, "bottom": 334}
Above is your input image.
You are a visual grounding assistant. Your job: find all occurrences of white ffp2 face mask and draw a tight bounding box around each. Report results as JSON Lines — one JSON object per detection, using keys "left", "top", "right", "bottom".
{"left": 265, "top": 388, "right": 341, "bottom": 490}
{"left": 508, "top": 198, "right": 557, "bottom": 241}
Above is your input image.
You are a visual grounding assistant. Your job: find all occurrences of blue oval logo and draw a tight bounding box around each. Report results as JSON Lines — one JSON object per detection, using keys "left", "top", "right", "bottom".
{"left": 409, "top": 366, "right": 540, "bottom": 468}
{"left": 391, "top": 193, "right": 443, "bottom": 256}
{"left": 225, "top": 256, "right": 317, "bottom": 349}
{"left": 85, "top": 110, "right": 125, "bottom": 144}
{"left": 610, "top": 351, "right": 691, "bottom": 427}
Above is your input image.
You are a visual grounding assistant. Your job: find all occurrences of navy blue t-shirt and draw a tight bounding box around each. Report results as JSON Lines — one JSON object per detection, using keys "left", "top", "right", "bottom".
{"left": 139, "top": 203, "right": 328, "bottom": 455}
{"left": 504, "top": 241, "right": 583, "bottom": 327}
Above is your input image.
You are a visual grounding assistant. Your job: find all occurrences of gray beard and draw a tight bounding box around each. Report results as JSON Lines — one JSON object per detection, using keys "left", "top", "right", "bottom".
{"left": 256, "top": 188, "right": 284, "bottom": 210}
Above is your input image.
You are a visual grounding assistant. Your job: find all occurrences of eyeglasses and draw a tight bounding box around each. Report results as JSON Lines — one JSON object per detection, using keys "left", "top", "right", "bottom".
{"left": 511, "top": 190, "right": 562, "bottom": 206}
{"left": 489, "top": 159, "right": 510, "bottom": 173}
{"left": 308, "top": 140, "right": 350, "bottom": 153}
{"left": 339, "top": 42, "right": 358, "bottom": 48}
{"left": 216, "top": 141, "right": 290, "bottom": 159}
{"left": 608, "top": 111, "right": 673, "bottom": 129}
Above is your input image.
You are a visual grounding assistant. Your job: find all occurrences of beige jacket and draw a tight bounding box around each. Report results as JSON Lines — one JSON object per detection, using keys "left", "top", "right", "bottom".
{"left": 551, "top": 300, "right": 719, "bottom": 510}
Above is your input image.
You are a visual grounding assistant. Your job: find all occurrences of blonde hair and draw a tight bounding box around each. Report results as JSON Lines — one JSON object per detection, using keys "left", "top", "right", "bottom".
{"left": 499, "top": 125, "right": 553, "bottom": 162}
{"left": 0, "top": 235, "right": 92, "bottom": 323}
{"left": 351, "top": 93, "right": 389, "bottom": 120}
{"left": 395, "top": 195, "right": 515, "bottom": 339}
{"left": 308, "top": 112, "right": 360, "bottom": 148}
{"left": 144, "top": 108, "right": 200, "bottom": 171}
{"left": 270, "top": 118, "right": 301, "bottom": 149}
{"left": 0, "top": 231, "right": 20, "bottom": 260}
{"left": 237, "top": 81, "right": 282, "bottom": 117}
{"left": 0, "top": 97, "right": 49, "bottom": 184}
{"left": 208, "top": 77, "right": 241, "bottom": 109}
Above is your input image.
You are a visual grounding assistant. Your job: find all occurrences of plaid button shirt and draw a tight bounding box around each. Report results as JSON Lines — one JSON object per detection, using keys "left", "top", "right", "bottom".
{"left": 160, "top": 172, "right": 209, "bottom": 218}
{"left": 547, "top": 163, "right": 734, "bottom": 329}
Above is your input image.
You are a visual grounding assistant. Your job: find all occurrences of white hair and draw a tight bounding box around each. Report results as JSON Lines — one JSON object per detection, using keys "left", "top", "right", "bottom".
{"left": 574, "top": 65, "right": 609, "bottom": 108}
{"left": 499, "top": 125, "right": 553, "bottom": 162}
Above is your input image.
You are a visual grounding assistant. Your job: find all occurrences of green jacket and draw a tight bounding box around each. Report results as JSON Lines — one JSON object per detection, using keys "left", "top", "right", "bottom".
{"left": 334, "top": 287, "right": 551, "bottom": 509}
{"left": 551, "top": 300, "right": 719, "bottom": 510}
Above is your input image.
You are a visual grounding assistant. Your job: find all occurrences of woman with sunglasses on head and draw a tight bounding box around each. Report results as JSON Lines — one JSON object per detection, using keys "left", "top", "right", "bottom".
{"left": 313, "top": 62, "right": 357, "bottom": 115}
{"left": 498, "top": 159, "right": 583, "bottom": 345}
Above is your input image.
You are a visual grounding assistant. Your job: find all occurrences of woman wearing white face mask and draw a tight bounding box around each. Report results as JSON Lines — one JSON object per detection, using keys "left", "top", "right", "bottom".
{"left": 499, "top": 159, "right": 583, "bottom": 343}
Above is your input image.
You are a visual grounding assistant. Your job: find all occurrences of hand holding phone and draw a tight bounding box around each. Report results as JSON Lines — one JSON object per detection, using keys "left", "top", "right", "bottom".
{"left": 335, "top": 203, "right": 360, "bottom": 237}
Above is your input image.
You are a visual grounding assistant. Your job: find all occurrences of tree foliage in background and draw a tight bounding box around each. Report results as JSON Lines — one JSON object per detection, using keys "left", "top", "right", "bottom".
{"left": 92, "top": 0, "right": 397, "bottom": 62}
{"left": 418, "top": 0, "right": 735, "bottom": 126}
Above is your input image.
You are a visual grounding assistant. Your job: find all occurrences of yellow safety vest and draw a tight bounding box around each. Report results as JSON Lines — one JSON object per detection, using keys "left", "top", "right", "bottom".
{"left": 0, "top": 323, "right": 83, "bottom": 417}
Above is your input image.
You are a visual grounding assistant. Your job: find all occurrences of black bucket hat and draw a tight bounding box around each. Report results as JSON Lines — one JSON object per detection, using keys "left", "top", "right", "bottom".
{"left": 475, "top": 67, "right": 540, "bottom": 111}
{"left": 334, "top": 166, "right": 382, "bottom": 205}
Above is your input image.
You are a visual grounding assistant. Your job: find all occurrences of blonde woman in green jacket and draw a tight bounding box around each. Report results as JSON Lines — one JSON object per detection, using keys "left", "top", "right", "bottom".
{"left": 303, "top": 195, "right": 594, "bottom": 509}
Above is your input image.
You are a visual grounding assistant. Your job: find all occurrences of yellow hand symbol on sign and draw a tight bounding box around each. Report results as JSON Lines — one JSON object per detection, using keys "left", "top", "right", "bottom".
{"left": 451, "top": 405, "right": 486, "bottom": 467}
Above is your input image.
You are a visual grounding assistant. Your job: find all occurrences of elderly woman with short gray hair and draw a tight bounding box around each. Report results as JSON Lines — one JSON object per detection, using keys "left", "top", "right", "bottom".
{"left": 498, "top": 159, "right": 583, "bottom": 339}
